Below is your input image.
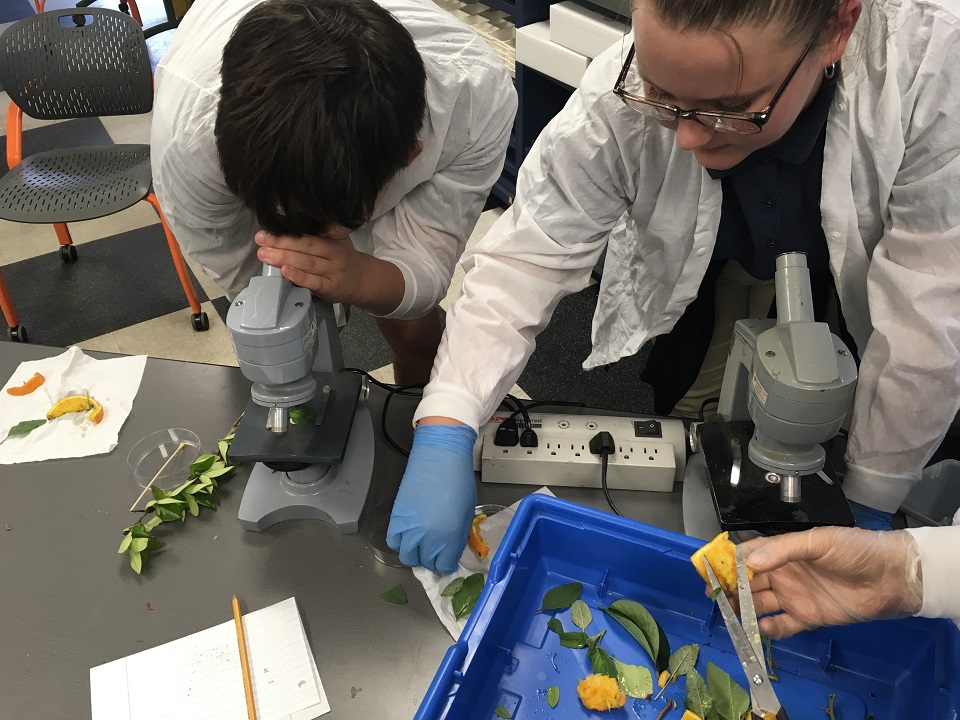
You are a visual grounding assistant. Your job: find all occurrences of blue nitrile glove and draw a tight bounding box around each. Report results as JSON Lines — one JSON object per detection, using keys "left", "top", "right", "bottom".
{"left": 849, "top": 500, "right": 894, "bottom": 531}
{"left": 387, "top": 424, "right": 478, "bottom": 574}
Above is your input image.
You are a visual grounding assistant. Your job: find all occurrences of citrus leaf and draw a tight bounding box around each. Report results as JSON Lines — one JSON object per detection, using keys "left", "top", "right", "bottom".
{"left": 145, "top": 538, "right": 165, "bottom": 551}
{"left": 559, "top": 631, "right": 589, "bottom": 649}
{"left": 203, "top": 466, "right": 233, "bottom": 479}
{"left": 6, "top": 418, "right": 46, "bottom": 438}
{"left": 541, "top": 582, "right": 582, "bottom": 611}
{"left": 547, "top": 686, "right": 559, "bottom": 708}
{"left": 669, "top": 644, "right": 700, "bottom": 677}
{"left": 151, "top": 486, "right": 165, "bottom": 502}
{"left": 547, "top": 618, "right": 563, "bottom": 635}
{"left": 685, "top": 668, "right": 712, "bottom": 719}
{"left": 379, "top": 583, "right": 407, "bottom": 605}
{"left": 194, "top": 495, "right": 217, "bottom": 509}
{"left": 189, "top": 454, "right": 218, "bottom": 473}
{"left": 289, "top": 405, "right": 316, "bottom": 426}
{"left": 130, "top": 537, "right": 149, "bottom": 553}
{"left": 118, "top": 533, "right": 133, "bottom": 554}
{"left": 706, "top": 662, "right": 750, "bottom": 720}
{"left": 571, "top": 599, "right": 592, "bottom": 632}
{"left": 218, "top": 439, "right": 229, "bottom": 460}
{"left": 588, "top": 645, "right": 617, "bottom": 678}
{"left": 614, "top": 658, "right": 653, "bottom": 699}
{"left": 130, "top": 550, "right": 143, "bottom": 574}
{"left": 603, "top": 600, "right": 670, "bottom": 672}
{"left": 587, "top": 629, "right": 606, "bottom": 650}
{"left": 441, "top": 576, "right": 465, "bottom": 597}
{"left": 494, "top": 706, "right": 511, "bottom": 719}
{"left": 452, "top": 573, "right": 484, "bottom": 620}
{"left": 185, "top": 494, "right": 199, "bottom": 517}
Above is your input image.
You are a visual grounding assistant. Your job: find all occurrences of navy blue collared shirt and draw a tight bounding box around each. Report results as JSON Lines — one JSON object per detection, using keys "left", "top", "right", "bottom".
{"left": 707, "top": 69, "right": 837, "bottom": 280}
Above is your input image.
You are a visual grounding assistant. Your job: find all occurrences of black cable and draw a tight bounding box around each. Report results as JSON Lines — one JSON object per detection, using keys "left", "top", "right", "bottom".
{"left": 698, "top": 396, "right": 721, "bottom": 423}
{"left": 500, "top": 399, "right": 588, "bottom": 427}
{"left": 503, "top": 394, "right": 530, "bottom": 430}
{"left": 589, "top": 431, "right": 622, "bottom": 516}
{"left": 343, "top": 368, "right": 423, "bottom": 457}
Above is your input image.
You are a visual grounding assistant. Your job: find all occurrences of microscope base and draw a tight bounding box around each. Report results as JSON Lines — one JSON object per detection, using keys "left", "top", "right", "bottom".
{"left": 237, "top": 406, "right": 375, "bottom": 533}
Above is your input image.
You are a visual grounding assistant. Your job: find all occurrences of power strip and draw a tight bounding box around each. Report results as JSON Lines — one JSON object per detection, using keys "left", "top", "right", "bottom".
{"left": 474, "top": 413, "right": 687, "bottom": 492}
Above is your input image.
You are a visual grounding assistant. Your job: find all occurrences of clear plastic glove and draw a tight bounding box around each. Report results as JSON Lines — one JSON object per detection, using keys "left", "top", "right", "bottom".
{"left": 737, "top": 527, "right": 923, "bottom": 639}
{"left": 387, "top": 424, "right": 478, "bottom": 574}
{"left": 849, "top": 500, "right": 894, "bottom": 531}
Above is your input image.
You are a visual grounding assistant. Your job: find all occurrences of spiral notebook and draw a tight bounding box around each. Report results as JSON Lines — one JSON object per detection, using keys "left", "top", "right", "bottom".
{"left": 90, "top": 597, "right": 330, "bottom": 720}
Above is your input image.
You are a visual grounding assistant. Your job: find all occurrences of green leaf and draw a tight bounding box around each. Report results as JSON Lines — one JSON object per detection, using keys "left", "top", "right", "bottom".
{"left": 587, "top": 630, "right": 606, "bottom": 650}
{"left": 155, "top": 505, "right": 182, "bottom": 522}
{"left": 130, "top": 537, "right": 149, "bottom": 553}
{"left": 143, "top": 516, "right": 163, "bottom": 532}
{"left": 218, "top": 439, "right": 230, "bottom": 460}
{"left": 118, "top": 533, "right": 133, "bottom": 553}
{"left": 588, "top": 645, "right": 618, "bottom": 678}
{"left": 711, "top": 587, "right": 723, "bottom": 600}
{"left": 185, "top": 493, "right": 199, "bottom": 517}
{"left": 194, "top": 495, "right": 217, "bottom": 510}
{"left": 706, "top": 662, "right": 751, "bottom": 720}
{"left": 452, "top": 573, "right": 485, "bottom": 620}
{"left": 289, "top": 405, "right": 316, "bottom": 426}
{"left": 151, "top": 486, "right": 165, "bottom": 502}
{"left": 546, "top": 686, "right": 559, "bottom": 709}
{"left": 6, "top": 418, "right": 46, "bottom": 438}
{"left": 541, "top": 582, "right": 582, "bottom": 611}
{"left": 169, "top": 479, "right": 194, "bottom": 497}
{"left": 547, "top": 618, "right": 563, "bottom": 635}
{"left": 379, "top": 583, "right": 407, "bottom": 605}
{"left": 203, "top": 466, "right": 233, "bottom": 479}
{"left": 685, "top": 668, "right": 713, "bottom": 719}
{"left": 189, "top": 454, "right": 218, "bottom": 473}
{"left": 559, "top": 631, "right": 589, "bottom": 649}
{"left": 186, "top": 483, "right": 207, "bottom": 495}
{"left": 145, "top": 538, "right": 166, "bottom": 551}
{"left": 130, "top": 550, "right": 143, "bottom": 574}
{"left": 154, "top": 497, "right": 184, "bottom": 506}
{"left": 603, "top": 600, "right": 669, "bottom": 671}
{"left": 571, "top": 599, "right": 592, "bottom": 632}
{"left": 614, "top": 658, "right": 653, "bottom": 699}
{"left": 493, "top": 706, "right": 511, "bottom": 719}
{"left": 669, "top": 644, "right": 700, "bottom": 677}
{"left": 441, "top": 576, "right": 465, "bottom": 597}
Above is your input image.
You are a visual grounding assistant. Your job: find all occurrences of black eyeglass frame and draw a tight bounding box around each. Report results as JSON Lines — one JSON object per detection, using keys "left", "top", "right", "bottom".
{"left": 612, "top": 39, "right": 817, "bottom": 134}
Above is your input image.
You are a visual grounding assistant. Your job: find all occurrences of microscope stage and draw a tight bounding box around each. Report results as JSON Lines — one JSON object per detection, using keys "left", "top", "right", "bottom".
{"left": 698, "top": 421, "right": 855, "bottom": 534}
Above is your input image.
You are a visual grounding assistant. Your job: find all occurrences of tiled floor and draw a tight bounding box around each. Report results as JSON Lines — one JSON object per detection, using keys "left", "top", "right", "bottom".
{"left": 0, "top": 0, "right": 657, "bottom": 415}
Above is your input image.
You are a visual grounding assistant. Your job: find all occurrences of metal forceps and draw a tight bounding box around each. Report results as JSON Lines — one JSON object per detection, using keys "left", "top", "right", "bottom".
{"left": 704, "top": 549, "right": 789, "bottom": 720}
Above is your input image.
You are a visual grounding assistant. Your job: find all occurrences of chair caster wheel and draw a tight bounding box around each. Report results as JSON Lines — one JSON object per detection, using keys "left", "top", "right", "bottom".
{"left": 191, "top": 312, "right": 209, "bottom": 331}
{"left": 59, "top": 245, "right": 78, "bottom": 263}
{"left": 9, "top": 325, "right": 28, "bottom": 342}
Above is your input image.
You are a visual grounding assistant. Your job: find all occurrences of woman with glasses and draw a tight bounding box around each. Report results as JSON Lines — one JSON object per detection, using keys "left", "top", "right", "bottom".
{"left": 386, "top": 0, "right": 960, "bottom": 574}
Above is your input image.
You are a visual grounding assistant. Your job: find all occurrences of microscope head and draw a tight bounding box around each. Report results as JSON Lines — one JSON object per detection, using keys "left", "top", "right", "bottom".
{"left": 746, "top": 254, "right": 857, "bottom": 476}
{"left": 226, "top": 265, "right": 318, "bottom": 432}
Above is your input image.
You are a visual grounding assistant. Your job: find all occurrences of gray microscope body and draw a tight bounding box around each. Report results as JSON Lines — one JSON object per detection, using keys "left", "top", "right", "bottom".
{"left": 226, "top": 265, "right": 374, "bottom": 533}
{"left": 684, "top": 253, "right": 858, "bottom": 537}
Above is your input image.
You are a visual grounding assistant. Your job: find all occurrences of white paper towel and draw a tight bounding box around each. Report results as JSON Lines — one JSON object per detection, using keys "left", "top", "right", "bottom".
{"left": 0, "top": 347, "right": 146, "bottom": 464}
{"left": 414, "top": 487, "right": 555, "bottom": 640}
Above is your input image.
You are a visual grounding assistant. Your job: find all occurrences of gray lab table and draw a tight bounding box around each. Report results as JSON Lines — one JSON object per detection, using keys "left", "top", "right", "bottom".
{"left": 0, "top": 343, "right": 683, "bottom": 719}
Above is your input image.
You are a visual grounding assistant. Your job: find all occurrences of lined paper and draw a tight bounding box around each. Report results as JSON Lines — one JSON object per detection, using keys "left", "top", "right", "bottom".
{"left": 90, "top": 598, "right": 330, "bottom": 720}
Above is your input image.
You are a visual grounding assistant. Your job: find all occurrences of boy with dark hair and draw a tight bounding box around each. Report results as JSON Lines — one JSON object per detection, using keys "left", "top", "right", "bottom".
{"left": 151, "top": 0, "right": 517, "bottom": 383}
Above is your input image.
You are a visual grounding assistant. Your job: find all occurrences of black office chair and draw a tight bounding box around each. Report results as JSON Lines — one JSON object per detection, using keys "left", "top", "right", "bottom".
{"left": 0, "top": 7, "right": 207, "bottom": 343}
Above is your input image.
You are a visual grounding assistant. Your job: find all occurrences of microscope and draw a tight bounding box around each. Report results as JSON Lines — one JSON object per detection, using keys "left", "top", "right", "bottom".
{"left": 684, "top": 253, "right": 857, "bottom": 537}
{"left": 225, "top": 265, "right": 375, "bottom": 533}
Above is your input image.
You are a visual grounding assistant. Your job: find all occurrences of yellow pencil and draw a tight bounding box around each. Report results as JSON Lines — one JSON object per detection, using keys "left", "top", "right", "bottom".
{"left": 231, "top": 595, "right": 257, "bottom": 720}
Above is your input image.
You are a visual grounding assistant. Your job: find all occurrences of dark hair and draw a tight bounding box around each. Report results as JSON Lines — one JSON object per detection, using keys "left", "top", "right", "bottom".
{"left": 215, "top": 0, "right": 427, "bottom": 236}
{"left": 648, "top": 0, "right": 842, "bottom": 44}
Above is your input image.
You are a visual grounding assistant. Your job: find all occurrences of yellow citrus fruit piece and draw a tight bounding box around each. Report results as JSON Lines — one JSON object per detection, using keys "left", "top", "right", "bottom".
{"left": 658, "top": 669, "right": 671, "bottom": 688}
{"left": 577, "top": 674, "right": 626, "bottom": 711}
{"left": 681, "top": 711, "right": 704, "bottom": 720}
{"left": 468, "top": 513, "right": 489, "bottom": 558}
{"left": 46, "top": 395, "right": 104, "bottom": 425}
{"left": 6, "top": 372, "right": 45, "bottom": 396}
{"left": 691, "top": 531, "right": 753, "bottom": 593}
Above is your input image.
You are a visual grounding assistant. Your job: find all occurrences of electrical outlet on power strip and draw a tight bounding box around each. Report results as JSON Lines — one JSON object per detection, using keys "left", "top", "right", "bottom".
{"left": 473, "top": 413, "right": 687, "bottom": 492}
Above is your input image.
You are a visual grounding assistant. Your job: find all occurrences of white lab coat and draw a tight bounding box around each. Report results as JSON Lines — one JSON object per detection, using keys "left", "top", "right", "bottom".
{"left": 416, "top": 0, "right": 960, "bottom": 514}
{"left": 908, "top": 524, "right": 960, "bottom": 626}
{"left": 150, "top": 0, "right": 517, "bottom": 315}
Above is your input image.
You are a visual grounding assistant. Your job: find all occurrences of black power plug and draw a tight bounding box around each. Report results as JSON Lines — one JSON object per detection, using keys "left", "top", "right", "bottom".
{"left": 493, "top": 418, "right": 520, "bottom": 446}
{"left": 519, "top": 428, "right": 539, "bottom": 447}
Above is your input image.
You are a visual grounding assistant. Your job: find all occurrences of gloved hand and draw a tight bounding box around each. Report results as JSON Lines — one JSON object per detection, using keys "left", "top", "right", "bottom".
{"left": 736, "top": 527, "right": 923, "bottom": 639}
{"left": 849, "top": 500, "right": 894, "bottom": 531}
{"left": 387, "top": 424, "right": 478, "bottom": 574}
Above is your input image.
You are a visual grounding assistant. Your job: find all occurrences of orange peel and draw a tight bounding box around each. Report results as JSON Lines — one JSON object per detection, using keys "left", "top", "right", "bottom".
{"left": 577, "top": 674, "right": 626, "bottom": 711}
{"left": 6, "top": 372, "right": 45, "bottom": 396}
{"left": 468, "top": 513, "right": 489, "bottom": 558}
{"left": 46, "top": 395, "right": 103, "bottom": 425}
{"left": 691, "top": 531, "right": 753, "bottom": 593}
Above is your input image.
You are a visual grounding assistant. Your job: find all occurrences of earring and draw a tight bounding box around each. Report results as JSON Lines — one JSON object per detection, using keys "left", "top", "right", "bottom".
{"left": 824, "top": 63, "right": 837, "bottom": 79}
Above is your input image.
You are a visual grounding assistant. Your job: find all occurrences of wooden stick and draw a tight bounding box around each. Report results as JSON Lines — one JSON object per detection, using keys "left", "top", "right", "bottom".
{"left": 654, "top": 699, "right": 677, "bottom": 720}
{"left": 129, "top": 442, "right": 185, "bottom": 512}
{"left": 232, "top": 595, "right": 258, "bottom": 720}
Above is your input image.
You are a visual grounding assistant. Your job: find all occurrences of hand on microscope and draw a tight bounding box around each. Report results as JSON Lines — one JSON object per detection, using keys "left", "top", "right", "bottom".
{"left": 731, "top": 527, "right": 923, "bottom": 639}
{"left": 387, "top": 418, "right": 478, "bottom": 574}
{"left": 255, "top": 229, "right": 405, "bottom": 316}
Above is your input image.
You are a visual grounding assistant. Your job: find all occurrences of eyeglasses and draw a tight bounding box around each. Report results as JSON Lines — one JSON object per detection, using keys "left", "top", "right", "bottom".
{"left": 612, "top": 40, "right": 815, "bottom": 135}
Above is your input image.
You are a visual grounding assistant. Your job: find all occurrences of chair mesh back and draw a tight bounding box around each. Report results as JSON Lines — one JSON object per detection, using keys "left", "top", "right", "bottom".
{"left": 0, "top": 9, "right": 153, "bottom": 120}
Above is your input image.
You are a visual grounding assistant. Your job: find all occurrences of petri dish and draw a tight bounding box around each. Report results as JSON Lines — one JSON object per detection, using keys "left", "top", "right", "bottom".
{"left": 127, "top": 428, "right": 202, "bottom": 492}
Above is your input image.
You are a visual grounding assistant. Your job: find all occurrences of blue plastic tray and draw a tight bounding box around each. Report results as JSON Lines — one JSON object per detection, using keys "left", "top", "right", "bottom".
{"left": 417, "top": 495, "right": 960, "bottom": 720}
